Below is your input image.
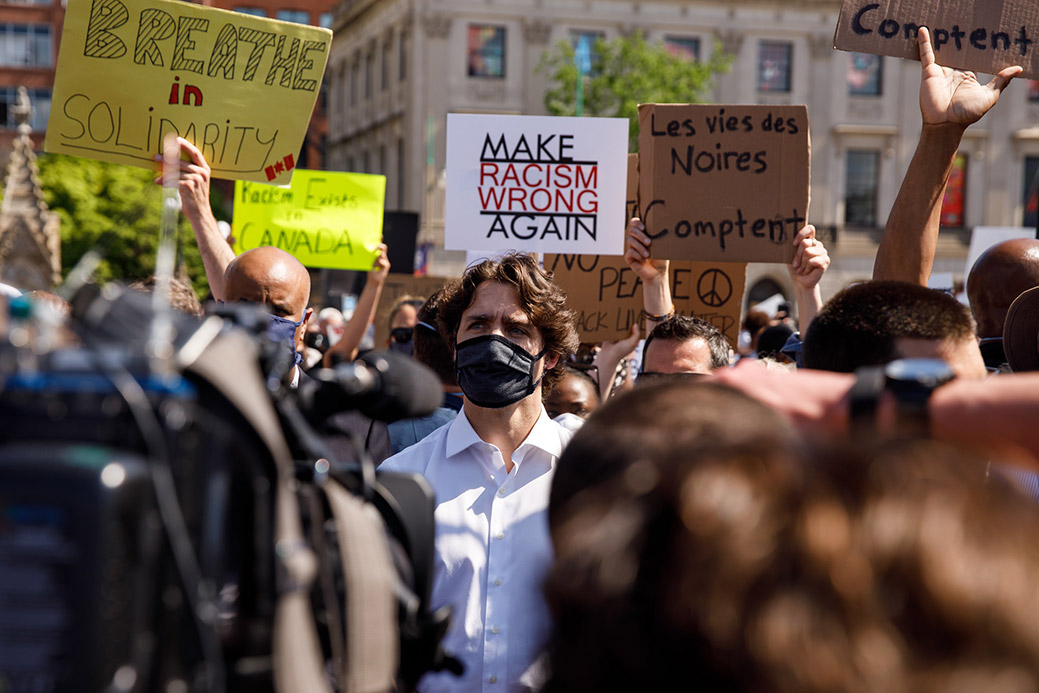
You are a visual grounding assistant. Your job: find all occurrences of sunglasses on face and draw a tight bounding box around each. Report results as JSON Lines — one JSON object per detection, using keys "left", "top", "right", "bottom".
{"left": 390, "top": 327, "right": 414, "bottom": 344}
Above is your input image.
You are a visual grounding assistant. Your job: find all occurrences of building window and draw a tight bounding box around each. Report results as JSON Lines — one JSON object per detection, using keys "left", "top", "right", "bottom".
{"left": 365, "top": 51, "right": 373, "bottom": 98}
{"left": 336, "top": 61, "right": 346, "bottom": 114}
{"left": 362, "top": 151, "right": 370, "bottom": 173}
{"left": 397, "top": 138, "right": 406, "bottom": 208}
{"left": 319, "top": 12, "right": 333, "bottom": 29}
{"left": 845, "top": 150, "right": 880, "bottom": 227}
{"left": 346, "top": 156, "right": 355, "bottom": 172}
{"left": 1025, "top": 156, "right": 1039, "bottom": 228}
{"left": 276, "top": 10, "right": 310, "bottom": 25}
{"left": 758, "top": 41, "right": 792, "bottom": 93}
{"left": 0, "top": 87, "right": 51, "bottom": 131}
{"left": 350, "top": 59, "right": 359, "bottom": 105}
{"left": 940, "top": 153, "right": 967, "bottom": 228}
{"left": 468, "top": 25, "right": 506, "bottom": 78}
{"left": 234, "top": 7, "right": 266, "bottom": 17}
{"left": 1029, "top": 81, "right": 1039, "bottom": 103}
{"left": 379, "top": 145, "right": 387, "bottom": 175}
{"left": 1, "top": 24, "right": 52, "bottom": 68}
{"left": 382, "top": 41, "right": 390, "bottom": 90}
{"left": 664, "top": 36, "right": 700, "bottom": 62}
{"left": 848, "top": 53, "right": 882, "bottom": 96}
{"left": 400, "top": 35, "right": 408, "bottom": 82}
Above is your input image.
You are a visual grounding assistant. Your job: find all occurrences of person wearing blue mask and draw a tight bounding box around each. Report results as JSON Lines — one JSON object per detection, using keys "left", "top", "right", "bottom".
{"left": 381, "top": 253, "right": 579, "bottom": 692}
{"left": 223, "top": 246, "right": 312, "bottom": 386}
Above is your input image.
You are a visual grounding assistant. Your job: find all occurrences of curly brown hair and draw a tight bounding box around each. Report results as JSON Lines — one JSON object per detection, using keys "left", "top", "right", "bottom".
{"left": 438, "top": 252, "right": 579, "bottom": 395}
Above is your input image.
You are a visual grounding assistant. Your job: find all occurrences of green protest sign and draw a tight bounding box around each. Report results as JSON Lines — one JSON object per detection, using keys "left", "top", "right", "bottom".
{"left": 233, "top": 170, "right": 386, "bottom": 270}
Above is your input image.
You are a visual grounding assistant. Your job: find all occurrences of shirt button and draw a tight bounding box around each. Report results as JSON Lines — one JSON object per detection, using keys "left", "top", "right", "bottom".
{"left": 495, "top": 531, "right": 504, "bottom": 540}
{"left": 489, "top": 676, "right": 498, "bottom": 684}
{"left": 494, "top": 578, "right": 502, "bottom": 586}
{"left": 498, "top": 487, "right": 506, "bottom": 496}
{"left": 491, "top": 626, "right": 500, "bottom": 634}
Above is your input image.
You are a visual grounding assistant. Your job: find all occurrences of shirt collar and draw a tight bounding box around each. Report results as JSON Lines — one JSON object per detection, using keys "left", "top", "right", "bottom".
{"left": 445, "top": 406, "right": 564, "bottom": 460}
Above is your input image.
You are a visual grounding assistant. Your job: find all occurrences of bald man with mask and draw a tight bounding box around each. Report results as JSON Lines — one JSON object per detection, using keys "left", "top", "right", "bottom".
{"left": 173, "top": 140, "right": 392, "bottom": 462}
{"left": 223, "top": 246, "right": 313, "bottom": 386}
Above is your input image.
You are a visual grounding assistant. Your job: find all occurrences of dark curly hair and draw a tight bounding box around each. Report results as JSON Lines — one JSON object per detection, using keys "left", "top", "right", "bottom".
{"left": 803, "top": 280, "right": 976, "bottom": 372}
{"left": 438, "top": 252, "right": 579, "bottom": 395}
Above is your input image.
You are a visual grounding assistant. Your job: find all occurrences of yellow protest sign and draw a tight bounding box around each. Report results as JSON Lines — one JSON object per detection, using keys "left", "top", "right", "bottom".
{"left": 45, "top": 0, "right": 331, "bottom": 185}
{"left": 233, "top": 171, "right": 387, "bottom": 271}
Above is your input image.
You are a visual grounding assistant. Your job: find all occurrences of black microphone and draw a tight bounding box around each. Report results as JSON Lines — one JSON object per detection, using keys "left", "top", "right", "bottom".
{"left": 297, "top": 350, "right": 444, "bottom": 423}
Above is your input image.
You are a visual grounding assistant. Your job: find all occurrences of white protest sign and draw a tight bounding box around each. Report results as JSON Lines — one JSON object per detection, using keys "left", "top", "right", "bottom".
{"left": 445, "top": 114, "right": 628, "bottom": 255}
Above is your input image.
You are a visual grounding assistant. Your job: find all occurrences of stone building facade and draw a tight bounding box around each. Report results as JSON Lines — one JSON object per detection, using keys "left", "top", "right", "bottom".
{"left": 328, "top": 0, "right": 1039, "bottom": 305}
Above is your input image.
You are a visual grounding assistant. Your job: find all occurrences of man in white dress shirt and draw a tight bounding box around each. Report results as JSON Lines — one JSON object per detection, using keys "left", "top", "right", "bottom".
{"left": 381, "top": 253, "right": 579, "bottom": 692}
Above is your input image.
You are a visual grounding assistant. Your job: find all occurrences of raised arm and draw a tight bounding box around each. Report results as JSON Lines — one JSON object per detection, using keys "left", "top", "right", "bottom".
{"left": 624, "top": 217, "right": 673, "bottom": 325}
{"left": 873, "top": 27, "right": 1021, "bottom": 285}
{"left": 322, "top": 244, "right": 390, "bottom": 367}
{"left": 788, "top": 225, "right": 830, "bottom": 336}
{"left": 712, "top": 363, "right": 1039, "bottom": 466}
{"left": 591, "top": 324, "right": 641, "bottom": 401}
{"left": 175, "top": 138, "right": 235, "bottom": 300}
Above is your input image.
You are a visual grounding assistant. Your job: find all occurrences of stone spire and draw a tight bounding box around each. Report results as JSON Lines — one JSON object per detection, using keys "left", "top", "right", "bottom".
{"left": 0, "top": 87, "right": 62, "bottom": 291}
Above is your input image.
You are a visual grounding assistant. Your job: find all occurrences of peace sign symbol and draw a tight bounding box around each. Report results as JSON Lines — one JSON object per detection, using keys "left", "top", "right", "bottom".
{"left": 697, "top": 269, "right": 732, "bottom": 308}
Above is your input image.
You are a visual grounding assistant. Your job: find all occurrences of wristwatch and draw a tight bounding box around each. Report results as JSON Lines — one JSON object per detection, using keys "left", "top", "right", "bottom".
{"left": 850, "top": 358, "right": 956, "bottom": 434}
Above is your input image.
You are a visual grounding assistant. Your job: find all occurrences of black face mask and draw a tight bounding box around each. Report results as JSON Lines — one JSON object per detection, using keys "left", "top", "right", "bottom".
{"left": 455, "top": 335, "right": 548, "bottom": 409}
{"left": 389, "top": 326, "right": 414, "bottom": 356}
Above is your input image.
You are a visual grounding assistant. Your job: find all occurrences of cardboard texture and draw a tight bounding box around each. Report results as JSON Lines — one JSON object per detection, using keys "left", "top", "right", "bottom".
{"left": 545, "top": 254, "right": 747, "bottom": 346}
{"left": 834, "top": 0, "right": 1039, "bottom": 81}
{"left": 637, "top": 104, "right": 810, "bottom": 264}
{"left": 233, "top": 171, "right": 386, "bottom": 271}
{"left": 46, "top": 0, "right": 331, "bottom": 184}
{"left": 372, "top": 275, "right": 454, "bottom": 347}
{"left": 444, "top": 114, "right": 629, "bottom": 256}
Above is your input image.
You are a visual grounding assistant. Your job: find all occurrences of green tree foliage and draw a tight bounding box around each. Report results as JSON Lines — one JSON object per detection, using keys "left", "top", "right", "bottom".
{"left": 539, "top": 34, "right": 731, "bottom": 150}
{"left": 37, "top": 154, "right": 221, "bottom": 297}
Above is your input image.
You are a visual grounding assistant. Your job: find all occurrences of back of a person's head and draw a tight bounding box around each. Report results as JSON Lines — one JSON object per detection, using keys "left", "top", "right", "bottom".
{"left": 756, "top": 323, "right": 794, "bottom": 359}
{"left": 549, "top": 379, "right": 798, "bottom": 532}
{"left": 967, "top": 238, "right": 1039, "bottom": 338}
{"left": 545, "top": 433, "right": 1039, "bottom": 692}
{"left": 128, "top": 276, "right": 203, "bottom": 318}
{"left": 413, "top": 289, "right": 456, "bottom": 387}
{"left": 644, "top": 315, "right": 732, "bottom": 370}
{"left": 802, "top": 280, "right": 974, "bottom": 372}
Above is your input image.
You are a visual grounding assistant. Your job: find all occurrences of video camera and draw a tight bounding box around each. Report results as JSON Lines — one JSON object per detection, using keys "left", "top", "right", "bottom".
{"left": 0, "top": 282, "right": 459, "bottom": 692}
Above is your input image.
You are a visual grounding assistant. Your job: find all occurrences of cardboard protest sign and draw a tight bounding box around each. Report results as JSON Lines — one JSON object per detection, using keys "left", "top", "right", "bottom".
{"left": 545, "top": 254, "right": 747, "bottom": 346}
{"left": 372, "top": 275, "right": 454, "bottom": 347}
{"left": 445, "top": 114, "right": 629, "bottom": 255}
{"left": 637, "top": 104, "right": 810, "bottom": 264}
{"left": 834, "top": 0, "right": 1039, "bottom": 80}
{"left": 45, "top": 0, "right": 331, "bottom": 184}
{"left": 232, "top": 171, "right": 386, "bottom": 270}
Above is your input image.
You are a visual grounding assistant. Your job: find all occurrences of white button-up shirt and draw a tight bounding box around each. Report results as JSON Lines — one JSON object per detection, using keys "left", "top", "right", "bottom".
{"left": 381, "top": 407, "right": 572, "bottom": 692}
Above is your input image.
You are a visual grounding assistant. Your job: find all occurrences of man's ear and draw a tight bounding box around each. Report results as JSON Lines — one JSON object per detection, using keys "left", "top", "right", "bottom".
{"left": 296, "top": 307, "right": 313, "bottom": 351}
{"left": 544, "top": 352, "right": 560, "bottom": 371}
